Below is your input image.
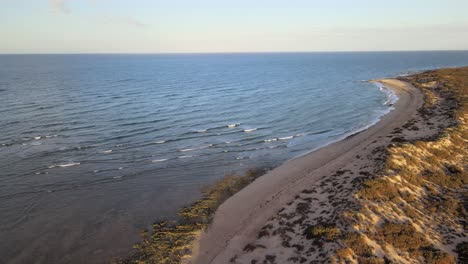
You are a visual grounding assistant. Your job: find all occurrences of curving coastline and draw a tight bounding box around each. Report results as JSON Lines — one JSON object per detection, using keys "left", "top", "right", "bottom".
{"left": 124, "top": 67, "right": 467, "bottom": 264}
{"left": 190, "top": 79, "right": 423, "bottom": 263}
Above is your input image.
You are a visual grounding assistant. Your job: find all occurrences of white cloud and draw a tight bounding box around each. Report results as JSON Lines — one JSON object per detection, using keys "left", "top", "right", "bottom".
{"left": 47, "top": 1, "right": 150, "bottom": 28}
{"left": 49, "top": 0, "right": 71, "bottom": 13}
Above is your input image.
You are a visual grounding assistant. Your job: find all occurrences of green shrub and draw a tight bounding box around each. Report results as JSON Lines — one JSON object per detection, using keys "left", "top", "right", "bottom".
{"left": 455, "top": 242, "right": 468, "bottom": 264}
{"left": 421, "top": 247, "right": 455, "bottom": 264}
{"left": 306, "top": 224, "right": 341, "bottom": 242}
{"left": 358, "top": 178, "right": 398, "bottom": 201}
{"left": 378, "top": 222, "right": 429, "bottom": 255}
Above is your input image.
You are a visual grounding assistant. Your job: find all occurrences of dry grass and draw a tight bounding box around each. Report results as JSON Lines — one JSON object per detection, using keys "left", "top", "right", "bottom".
{"left": 378, "top": 222, "right": 429, "bottom": 255}
{"left": 358, "top": 178, "right": 398, "bottom": 201}
{"left": 333, "top": 67, "right": 468, "bottom": 263}
{"left": 306, "top": 224, "right": 341, "bottom": 242}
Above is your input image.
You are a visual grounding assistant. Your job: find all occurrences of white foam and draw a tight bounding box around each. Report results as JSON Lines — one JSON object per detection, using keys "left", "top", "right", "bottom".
{"left": 101, "top": 150, "right": 113, "bottom": 154}
{"left": 243, "top": 128, "right": 257, "bottom": 132}
{"left": 227, "top": 123, "right": 240, "bottom": 128}
{"left": 200, "top": 144, "right": 213, "bottom": 149}
{"left": 374, "top": 83, "right": 399, "bottom": 106}
{"left": 49, "top": 162, "right": 80, "bottom": 169}
{"left": 155, "top": 140, "right": 166, "bottom": 144}
{"left": 59, "top": 162, "right": 80, "bottom": 168}
{"left": 264, "top": 138, "right": 278, "bottom": 142}
{"left": 179, "top": 144, "right": 213, "bottom": 152}
{"left": 279, "top": 136, "right": 294, "bottom": 140}
{"left": 195, "top": 129, "right": 207, "bottom": 133}
{"left": 33, "top": 135, "right": 57, "bottom": 140}
{"left": 179, "top": 148, "right": 196, "bottom": 152}
{"left": 118, "top": 167, "right": 124, "bottom": 170}
{"left": 178, "top": 155, "right": 198, "bottom": 159}
{"left": 152, "top": 159, "right": 168, "bottom": 163}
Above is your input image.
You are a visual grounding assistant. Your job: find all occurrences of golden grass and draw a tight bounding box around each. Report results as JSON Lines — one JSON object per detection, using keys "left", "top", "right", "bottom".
{"left": 334, "top": 67, "right": 468, "bottom": 263}
{"left": 306, "top": 224, "right": 341, "bottom": 242}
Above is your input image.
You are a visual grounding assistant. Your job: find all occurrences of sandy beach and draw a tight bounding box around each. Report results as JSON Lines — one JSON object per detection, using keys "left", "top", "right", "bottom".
{"left": 191, "top": 79, "right": 424, "bottom": 263}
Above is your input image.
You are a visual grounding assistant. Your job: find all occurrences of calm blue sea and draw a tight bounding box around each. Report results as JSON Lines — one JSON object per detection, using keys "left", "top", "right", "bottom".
{"left": 1, "top": 51, "right": 467, "bottom": 263}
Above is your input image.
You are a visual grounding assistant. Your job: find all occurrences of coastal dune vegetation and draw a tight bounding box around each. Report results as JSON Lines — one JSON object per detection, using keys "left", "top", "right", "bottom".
{"left": 332, "top": 67, "right": 468, "bottom": 263}
{"left": 118, "top": 169, "right": 267, "bottom": 264}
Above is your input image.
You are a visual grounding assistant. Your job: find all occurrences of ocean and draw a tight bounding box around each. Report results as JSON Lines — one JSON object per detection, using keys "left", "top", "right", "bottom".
{"left": 1, "top": 51, "right": 467, "bottom": 263}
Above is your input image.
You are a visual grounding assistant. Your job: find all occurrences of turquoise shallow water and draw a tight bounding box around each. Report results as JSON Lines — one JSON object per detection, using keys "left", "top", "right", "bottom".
{"left": 0, "top": 51, "right": 467, "bottom": 262}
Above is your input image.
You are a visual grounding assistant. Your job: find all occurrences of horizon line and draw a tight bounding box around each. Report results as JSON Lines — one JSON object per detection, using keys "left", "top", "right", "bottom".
{"left": 1, "top": 49, "right": 468, "bottom": 55}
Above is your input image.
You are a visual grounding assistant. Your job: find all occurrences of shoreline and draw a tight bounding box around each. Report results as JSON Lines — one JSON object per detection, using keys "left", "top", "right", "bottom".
{"left": 281, "top": 81, "right": 399, "bottom": 167}
{"left": 190, "top": 79, "right": 423, "bottom": 263}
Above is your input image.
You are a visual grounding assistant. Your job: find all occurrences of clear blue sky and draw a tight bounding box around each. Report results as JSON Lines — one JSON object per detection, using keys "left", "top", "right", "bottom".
{"left": 1, "top": 0, "right": 467, "bottom": 53}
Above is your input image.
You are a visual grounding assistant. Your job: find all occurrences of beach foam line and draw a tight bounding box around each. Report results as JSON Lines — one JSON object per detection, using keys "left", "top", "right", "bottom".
{"left": 379, "top": 86, "right": 399, "bottom": 105}
{"left": 372, "top": 82, "right": 399, "bottom": 106}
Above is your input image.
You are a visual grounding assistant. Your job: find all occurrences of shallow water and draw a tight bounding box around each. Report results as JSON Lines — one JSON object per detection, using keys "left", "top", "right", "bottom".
{"left": 1, "top": 51, "right": 467, "bottom": 263}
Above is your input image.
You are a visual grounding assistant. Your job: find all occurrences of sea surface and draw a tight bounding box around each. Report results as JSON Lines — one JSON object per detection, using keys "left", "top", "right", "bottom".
{"left": 1, "top": 51, "right": 467, "bottom": 263}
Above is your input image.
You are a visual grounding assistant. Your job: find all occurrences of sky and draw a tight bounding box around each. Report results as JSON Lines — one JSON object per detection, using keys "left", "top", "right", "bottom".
{"left": 1, "top": 0, "right": 468, "bottom": 53}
